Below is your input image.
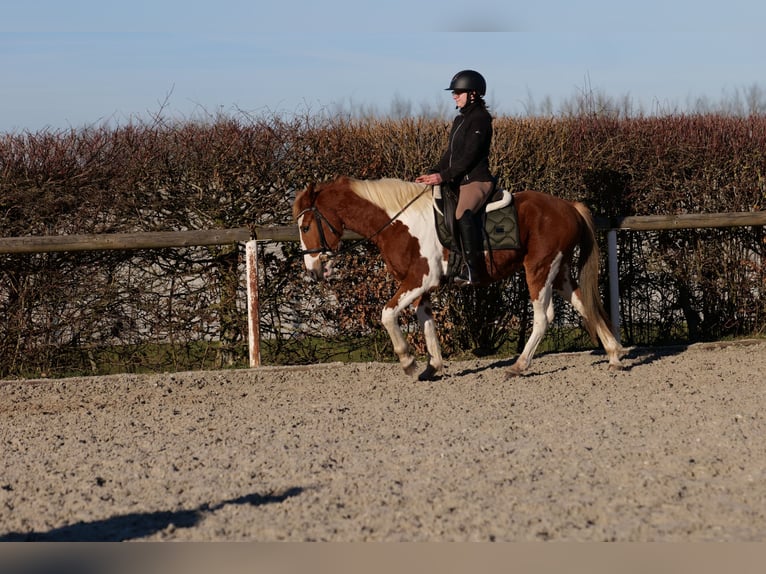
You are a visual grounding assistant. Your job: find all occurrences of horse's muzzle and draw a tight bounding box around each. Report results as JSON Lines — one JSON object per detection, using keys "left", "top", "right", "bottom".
{"left": 304, "top": 253, "right": 333, "bottom": 281}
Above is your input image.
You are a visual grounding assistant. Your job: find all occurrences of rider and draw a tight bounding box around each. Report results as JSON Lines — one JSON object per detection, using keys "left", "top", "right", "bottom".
{"left": 416, "top": 69, "right": 494, "bottom": 285}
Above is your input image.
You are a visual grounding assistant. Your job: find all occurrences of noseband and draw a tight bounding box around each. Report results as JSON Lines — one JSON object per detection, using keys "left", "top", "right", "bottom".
{"left": 296, "top": 205, "right": 342, "bottom": 255}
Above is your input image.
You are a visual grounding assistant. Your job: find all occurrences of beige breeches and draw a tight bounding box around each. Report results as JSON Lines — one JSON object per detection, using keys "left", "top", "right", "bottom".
{"left": 456, "top": 181, "right": 493, "bottom": 219}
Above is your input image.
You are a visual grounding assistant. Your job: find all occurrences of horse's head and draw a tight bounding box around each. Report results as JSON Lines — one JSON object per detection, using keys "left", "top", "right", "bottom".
{"left": 293, "top": 182, "right": 344, "bottom": 281}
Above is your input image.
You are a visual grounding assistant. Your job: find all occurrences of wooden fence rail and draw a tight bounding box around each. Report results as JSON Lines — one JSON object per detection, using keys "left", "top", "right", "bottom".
{"left": 0, "top": 226, "right": 363, "bottom": 254}
{"left": 1, "top": 212, "right": 764, "bottom": 255}
{"left": 2, "top": 211, "right": 764, "bottom": 367}
{"left": 594, "top": 211, "right": 766, "bottom": 231}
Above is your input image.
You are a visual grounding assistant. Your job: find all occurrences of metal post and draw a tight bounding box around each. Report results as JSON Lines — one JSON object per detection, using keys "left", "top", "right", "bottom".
{"left": 245, "top": 239, "right": 261, "bottom": 367}
{"left": 607, "top": 229, "right": 621, "bottom": 343}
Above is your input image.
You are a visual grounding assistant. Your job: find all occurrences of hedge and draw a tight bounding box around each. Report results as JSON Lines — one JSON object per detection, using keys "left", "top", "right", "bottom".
{"left": 1, "top": 112, "right": 764, "bottom": 377}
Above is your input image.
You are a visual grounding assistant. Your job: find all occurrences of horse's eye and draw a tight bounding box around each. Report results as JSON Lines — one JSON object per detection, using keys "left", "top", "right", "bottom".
{"left": 300, "top": 225, "right": 310, "bottom": 233}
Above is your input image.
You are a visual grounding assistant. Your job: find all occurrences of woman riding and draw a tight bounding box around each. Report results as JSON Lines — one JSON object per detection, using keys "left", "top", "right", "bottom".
{"left": 416, "top": 69, "right": 494, "bottom": 285}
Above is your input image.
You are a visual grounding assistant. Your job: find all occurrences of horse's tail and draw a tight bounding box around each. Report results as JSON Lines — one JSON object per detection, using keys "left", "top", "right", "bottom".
{"left": 573, "top": 202, "right": 617, "bottom": 347}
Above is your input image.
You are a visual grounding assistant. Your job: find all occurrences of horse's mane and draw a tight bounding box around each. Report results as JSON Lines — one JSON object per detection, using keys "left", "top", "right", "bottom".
{"left": 344, "top": 177, "right": 431, "bottom": 214}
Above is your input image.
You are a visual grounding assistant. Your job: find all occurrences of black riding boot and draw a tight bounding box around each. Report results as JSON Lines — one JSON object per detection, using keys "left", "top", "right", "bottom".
{"left": 455, "top": 210, "right": 483, "bottom": 286}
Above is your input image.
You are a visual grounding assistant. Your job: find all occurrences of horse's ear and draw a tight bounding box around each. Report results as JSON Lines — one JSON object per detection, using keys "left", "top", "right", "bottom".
{"left": 306, "top": 182, "right": 318, "bottom": 200}
{"left": 293, "top": 183, "right": 313, "bottom": 220}
{"left": 294, "top": 183, "right": 315, "bottom": 205}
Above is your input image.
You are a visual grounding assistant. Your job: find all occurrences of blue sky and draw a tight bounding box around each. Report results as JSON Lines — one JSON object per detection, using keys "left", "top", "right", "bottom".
{"left": 2, "top": 0, "right": 764, "bottom": 132}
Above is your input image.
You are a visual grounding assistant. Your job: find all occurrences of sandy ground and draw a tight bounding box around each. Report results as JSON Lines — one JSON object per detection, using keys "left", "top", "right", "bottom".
{"left": 1, "top": 340, "right": 765, "bottom": 542}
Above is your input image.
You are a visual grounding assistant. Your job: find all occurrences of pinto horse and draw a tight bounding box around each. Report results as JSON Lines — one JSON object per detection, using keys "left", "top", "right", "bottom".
{"left": 293, "top": 176, "right": 625, "bottom": 380}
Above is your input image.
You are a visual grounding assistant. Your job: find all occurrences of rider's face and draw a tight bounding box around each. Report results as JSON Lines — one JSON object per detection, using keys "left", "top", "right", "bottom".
{"left": 452, "top": 90, "right": 469, "bottom": 109}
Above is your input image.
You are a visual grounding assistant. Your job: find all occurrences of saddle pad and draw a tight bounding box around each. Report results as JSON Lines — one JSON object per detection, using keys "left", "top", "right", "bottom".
{"left": 434, "top": 190, "right": 521, "bottom": 251}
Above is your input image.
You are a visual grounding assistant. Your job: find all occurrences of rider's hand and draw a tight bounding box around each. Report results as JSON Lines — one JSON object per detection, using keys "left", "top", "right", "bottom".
{"left": 415, "top": 173, "right": 442, "bottom": 185}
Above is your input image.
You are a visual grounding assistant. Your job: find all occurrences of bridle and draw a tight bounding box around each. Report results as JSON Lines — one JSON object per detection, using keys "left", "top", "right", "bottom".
{"left": 296, "top": 184, "right": 431, "bottom": 257}
{"left": 296, "top": 205, "right": 342, "bottom": 255}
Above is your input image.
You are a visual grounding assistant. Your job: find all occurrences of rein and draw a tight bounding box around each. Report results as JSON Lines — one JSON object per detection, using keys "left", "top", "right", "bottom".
{"left": 297, "top": 184, "right": 431, "bottom": 257}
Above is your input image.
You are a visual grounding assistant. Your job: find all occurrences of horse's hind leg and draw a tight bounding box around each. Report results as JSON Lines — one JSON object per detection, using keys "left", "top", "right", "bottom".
{"left": 508, "top": 254, "right": 561, "bottom": 376}
{"left": 508, "top": 293, "right": 554, "bottom": 376}
{"left": 557, "top": 264, "right": 626, "bottom": 370}
{"left": 415, "top": 293, "right": 443, "bottom": 381}
{"left": 569, "top": 289, "right": 626, "bottom": 370}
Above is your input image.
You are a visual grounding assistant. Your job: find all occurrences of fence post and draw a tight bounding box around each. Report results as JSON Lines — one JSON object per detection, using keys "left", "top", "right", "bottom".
{"left": 607, "top": 229, "right": 621, "bottom": 343}
{"left": 245, "top": 239, "right": 261, "bottom": 367}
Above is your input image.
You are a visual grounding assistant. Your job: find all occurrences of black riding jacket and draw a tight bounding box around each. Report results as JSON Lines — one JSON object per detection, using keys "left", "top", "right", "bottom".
{"left": 431, "top": 101, "right": 493, "bottom": 186}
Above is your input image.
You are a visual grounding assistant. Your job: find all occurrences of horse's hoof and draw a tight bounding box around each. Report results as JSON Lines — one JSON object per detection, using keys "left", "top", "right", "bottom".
{"left": 402, "top": 360, "right": 418, "bottom": 376}
{"left": 608, "top": 363, "right": 625, "bottom": 372}
{"left": 505, "top": 364, "right": 525, "bottom": 378}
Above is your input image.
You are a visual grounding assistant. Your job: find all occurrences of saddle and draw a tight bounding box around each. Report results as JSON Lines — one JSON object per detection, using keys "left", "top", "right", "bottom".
{"left": 432, "top": 182, "right": 521, "bottom": 253}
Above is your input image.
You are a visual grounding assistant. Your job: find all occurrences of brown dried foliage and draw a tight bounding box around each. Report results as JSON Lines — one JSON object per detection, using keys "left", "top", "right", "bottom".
{"left": 1, "top": 113, "right": 764, "bottom": 377}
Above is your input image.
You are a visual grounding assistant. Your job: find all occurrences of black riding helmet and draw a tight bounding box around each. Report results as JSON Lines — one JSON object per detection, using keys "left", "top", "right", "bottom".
{"left": 446, "top": 70, "right": 486, "bottom": 96}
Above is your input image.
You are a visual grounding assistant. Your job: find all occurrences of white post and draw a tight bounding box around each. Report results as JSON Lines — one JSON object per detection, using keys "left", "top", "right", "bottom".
{"left": 245, "top": 239, "right": 261, "bottom": 368}
{"left": 607, "top": 229, "right": 621, "bottom": 343}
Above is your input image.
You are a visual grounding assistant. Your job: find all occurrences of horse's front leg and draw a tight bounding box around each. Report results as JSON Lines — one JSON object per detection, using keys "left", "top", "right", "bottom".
{"left": 380, "top": 286, "right": 426, "bottom": 378}
{"left": 381, "top": 308, "right": 417, "bottom": 376}
{"left": 415, "top": 293, "right": 443, "bottom": 381}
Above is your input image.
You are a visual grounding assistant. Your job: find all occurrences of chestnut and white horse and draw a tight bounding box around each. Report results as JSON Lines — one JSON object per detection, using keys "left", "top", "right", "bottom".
{"left": 293, "top": 176, "right": 625, "bottom": 380}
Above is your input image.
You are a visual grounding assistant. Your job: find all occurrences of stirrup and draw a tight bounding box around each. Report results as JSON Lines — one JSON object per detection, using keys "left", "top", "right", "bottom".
{"left": 453, "top": 266, "right": 478, "bottom": 286}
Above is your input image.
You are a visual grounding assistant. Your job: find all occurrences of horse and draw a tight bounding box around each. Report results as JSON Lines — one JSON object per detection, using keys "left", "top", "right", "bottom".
{"left": 293, "top": 176, "right": 625, "bottom": 380}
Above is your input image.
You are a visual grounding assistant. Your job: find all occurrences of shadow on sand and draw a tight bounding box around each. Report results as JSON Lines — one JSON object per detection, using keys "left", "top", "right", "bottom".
{"left": 0, "top": 487, "right": 304, "bottom": 543}
{"left": 448, "top": 344, "right": 692, "bottom": 378}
